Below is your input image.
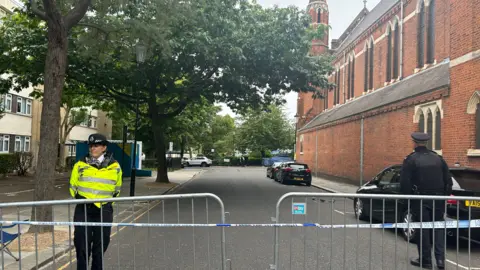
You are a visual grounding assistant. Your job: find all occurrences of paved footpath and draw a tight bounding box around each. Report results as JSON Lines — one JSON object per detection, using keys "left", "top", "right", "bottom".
{"left": 0, "top": 168, "right": 204, "bottom": 270}
{"left": 42, "top": 167, "right": 480, "bottom": 270}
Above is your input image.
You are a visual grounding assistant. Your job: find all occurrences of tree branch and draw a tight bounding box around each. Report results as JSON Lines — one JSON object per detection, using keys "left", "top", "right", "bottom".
{"left": 160, "top": 101, "right": 188, "bottom": 118}
{"left": 29, "top": 0, "right": 47, "bottom": 21}
{"left": 64, "top": 0, "right": 91, "bottom": 30}
{"left": 75, "top": 22, "right": 109, "bottom": 34}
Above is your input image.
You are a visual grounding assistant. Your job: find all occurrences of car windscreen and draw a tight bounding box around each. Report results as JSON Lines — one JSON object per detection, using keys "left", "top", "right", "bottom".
{"left": 288, "top": 164, "right": 308, "bottom": 170}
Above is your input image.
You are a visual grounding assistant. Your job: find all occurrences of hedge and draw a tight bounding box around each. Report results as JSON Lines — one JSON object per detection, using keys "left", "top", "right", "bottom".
{"left": 0, "top": 153, "right": 18, "bottom": 176}
{"left": 213, "top": 157, "right": 263, "bottom": 166}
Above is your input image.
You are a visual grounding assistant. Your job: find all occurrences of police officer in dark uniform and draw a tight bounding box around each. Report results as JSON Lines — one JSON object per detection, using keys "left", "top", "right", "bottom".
{"left": 400, "top": 132, "right": 452, "bottom": 269}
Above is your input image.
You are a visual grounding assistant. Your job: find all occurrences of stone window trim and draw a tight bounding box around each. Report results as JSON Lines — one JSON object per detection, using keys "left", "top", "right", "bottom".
{"left": 466, "top": 90, "right": 480, "bottom": 156}
{"left": 413, "top": 99, "right": 443, "bottom": 152}
{"left": 299, "top": 134, "right": 304, "bottom": 155}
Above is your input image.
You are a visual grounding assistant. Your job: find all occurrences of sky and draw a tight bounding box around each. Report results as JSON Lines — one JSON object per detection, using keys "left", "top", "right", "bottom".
{"left": 218, "top": 0, "right": 382, "bottom": 119}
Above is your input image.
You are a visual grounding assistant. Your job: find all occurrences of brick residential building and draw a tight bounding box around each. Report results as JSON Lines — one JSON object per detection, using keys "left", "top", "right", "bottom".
{"left": 295, "top": 0, "right": 480, "bottom": 185}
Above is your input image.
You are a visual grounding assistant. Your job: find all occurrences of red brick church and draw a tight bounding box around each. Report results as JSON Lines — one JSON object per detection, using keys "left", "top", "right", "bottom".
{"left": 295, "top": 0, "right": 480, "bottom": 184}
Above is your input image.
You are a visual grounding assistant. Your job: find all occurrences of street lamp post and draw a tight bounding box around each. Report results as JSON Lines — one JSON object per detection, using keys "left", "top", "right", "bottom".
{"left": 130, "top": 42, "right": 147, "bottom": 197}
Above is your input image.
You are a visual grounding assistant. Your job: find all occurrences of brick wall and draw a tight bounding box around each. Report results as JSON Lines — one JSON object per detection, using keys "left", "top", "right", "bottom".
{"left": 297, "top": 87, "right": 450, "bottom": 184}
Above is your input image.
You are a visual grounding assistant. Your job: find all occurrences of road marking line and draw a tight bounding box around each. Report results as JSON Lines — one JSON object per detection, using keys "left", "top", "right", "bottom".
{"left": 446, "top": 259, "right": 480, "bottom": 269}
{"left": 1, "top": 185, "right": 64, "bottom": 196}
{"left": 334, "top": 210, "right": 345, "bottom": 215}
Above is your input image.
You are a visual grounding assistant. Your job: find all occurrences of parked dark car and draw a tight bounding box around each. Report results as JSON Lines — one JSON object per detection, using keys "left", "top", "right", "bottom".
{"left": 354, "top": 165, "right": 480, "bottom": 244}
{"left": 266, "top": 162, "right": 283, "bottom": 179}
{"left": 275, "top": 162, "right": 312, "bottom": 186}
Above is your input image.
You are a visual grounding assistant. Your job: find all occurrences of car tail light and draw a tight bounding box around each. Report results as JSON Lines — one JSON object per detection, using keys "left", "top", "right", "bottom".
{"left": 284, "top": 167, "right": 293, "bottom": 172}
{"left": 447, "top": 195, "right": 457, "bottom": 205}
{"left": 305, "top": 169, "right": 311, "bottom": 173}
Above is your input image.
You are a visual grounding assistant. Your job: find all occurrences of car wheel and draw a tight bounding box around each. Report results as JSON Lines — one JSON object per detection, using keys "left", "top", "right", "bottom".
{"left": 306, "top": 182, "right": 311, "bottom": 187}
{"left": 186, "top": 162, "right": 190, "bottom": 167}
{"left": 201, "top": 162, "right": 207, "bottom": 167}
{"left": 353, "top": 198, "right": 369, "bottom": 221}
{"left": 402, "top": 210, "right": 416, "bottom": 243}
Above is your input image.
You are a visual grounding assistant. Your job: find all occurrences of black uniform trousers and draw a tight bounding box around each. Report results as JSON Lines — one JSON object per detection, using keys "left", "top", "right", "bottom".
{"left": 411, "top": 199, "right": 446, "bottom": 263}
{"left": 73, "top": 203, "right": 113, "bottom": 270}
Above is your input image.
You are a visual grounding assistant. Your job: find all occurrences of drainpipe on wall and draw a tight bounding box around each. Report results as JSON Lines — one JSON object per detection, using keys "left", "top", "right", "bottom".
{"left": 315, "top": 129, "right": 318, "bottom": 178}
{"left": 400, "top": 0, "right": 404, "bottom": 79}
{"left": 343, "top": 51, "right": 346, "bottom": 102}
{"left": 360, "top": 116, "right": 365, "bottom": 186}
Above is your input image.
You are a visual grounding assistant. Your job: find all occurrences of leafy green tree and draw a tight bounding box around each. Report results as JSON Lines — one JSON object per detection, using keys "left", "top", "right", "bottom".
{"left": 0, "top": 0, "right": 333, "bottom": 185}
{"left": 197, "top": 115, "right": 236, "bottom": 158}
{"left": 237, "top": 106, "right": 294, "bottom": 157}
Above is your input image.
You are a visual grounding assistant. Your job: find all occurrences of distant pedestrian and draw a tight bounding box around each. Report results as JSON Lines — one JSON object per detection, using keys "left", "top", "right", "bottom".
{"left": 400, "top": 132, "right": 452, "bottom": 270}
{"left": 70, "top": 133, "right": 122, "bottom": 270}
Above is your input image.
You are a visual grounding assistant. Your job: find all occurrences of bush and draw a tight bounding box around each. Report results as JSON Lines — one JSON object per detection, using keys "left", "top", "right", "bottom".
{"left": 14, "top": 152, "right": 33, "bottom": 176}
{"left": 0, "top": 154, "right": 16, "bottom": 177}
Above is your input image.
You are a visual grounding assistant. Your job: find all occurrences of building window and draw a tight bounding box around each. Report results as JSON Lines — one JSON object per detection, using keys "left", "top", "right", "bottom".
{"left": 435, "top": 109, "right": 441, "bottom": 150}
{"left": 317, "top": 9, "right": 321, "bottom": 23}
{"left": 426, "top": 0, "right": 435, "bottom": 64}
{"left": 26, "top": 100, "right": 32, "bottom": 115}
{"left": 417, "top": 0, "right": 426, "bottom": 68}
{"left": 393, "top": 22, "right": 400, "bottom": 79}
{"left": 347, "top": 56, "right": 355, "bottom": 99}
{"left": 0, "top": 94, "right": 12, "bottom": 112}
{"left": 418, "top": 111, "right": 425, "bottom": 132}
{"left": 88, "top": 116, "right": 97, "bottom": 128}
{"left": 466, "top": 91, "right": 480, "bottom": 150}
{"left": 364, "top": 44, "right": 369, "bottom": 92}
{"left": 347, "top": 61, "right": 351, "bottom": 100}
{"left": 415, "top": 101, "right": 443, "bottom": 151}
{"left": 426, "top": 110, "right": 433, "bottom": 149}
{"left": 0, "top": 135, "right": 9, "bottom": 153}
{"left": 334, "top": 69, "right": 340, "bottom": 105}
{"left": 300, "top": 135, "right": 304, "bottom": 154}
{"left": 351, "top": 57, "right": 355, "bottom": 98}
{"left": 477, "top": 103, "right": 480, "bottom": 149}
{"left": 368, "top": 41, "right": 374, "bottom": 90}
{"left": 15, "top": 136, "right": 30, "bottom": 152}
{"left": 386, "top": 27, "right": 392, "bottom": 82}
{"left": 323, "top": 89, "right": 328, "bottom": 110}
{"left": 17, "top": 97, "right": 23, "bottom": 113}
{"left": 16, "top": 97, "right": 32, "bottom": 115}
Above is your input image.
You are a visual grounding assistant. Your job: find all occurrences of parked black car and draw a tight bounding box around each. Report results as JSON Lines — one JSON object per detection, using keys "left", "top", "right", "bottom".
{"left": 275, "top": 162, "right": 312, "bottom": 186}
{"left": 354, "top": 165, "right": 480, "bottom": 243}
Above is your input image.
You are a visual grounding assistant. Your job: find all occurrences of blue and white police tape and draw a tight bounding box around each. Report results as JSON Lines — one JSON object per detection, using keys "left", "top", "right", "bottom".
{"left": 1, "top": 219, "right": 480, "bottom": 229}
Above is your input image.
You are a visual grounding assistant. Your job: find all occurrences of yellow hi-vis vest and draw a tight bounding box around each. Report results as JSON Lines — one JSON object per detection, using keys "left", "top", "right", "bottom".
{"left": 69, "top": 160, "right": 122, "bottom": 208}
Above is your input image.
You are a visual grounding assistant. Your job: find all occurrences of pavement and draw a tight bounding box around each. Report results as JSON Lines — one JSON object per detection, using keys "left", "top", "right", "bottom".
{"left": 26, "top": 166, "right": 480, "bottom": 270}
{"left": 0, "top": 168, "right": 204, "bottom": 270}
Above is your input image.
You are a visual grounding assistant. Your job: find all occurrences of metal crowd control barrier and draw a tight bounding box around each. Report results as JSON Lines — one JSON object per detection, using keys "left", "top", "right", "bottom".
{"left": 272, "top": 192, "right": 480, "bottom": 270}
{"left": 0, "top": 193, "right": 227, "bottom": 270}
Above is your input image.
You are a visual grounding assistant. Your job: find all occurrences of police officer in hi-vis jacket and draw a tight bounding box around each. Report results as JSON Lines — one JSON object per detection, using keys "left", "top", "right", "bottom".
{"left": 70, "top": 133, "right": 122, "bottom": 270}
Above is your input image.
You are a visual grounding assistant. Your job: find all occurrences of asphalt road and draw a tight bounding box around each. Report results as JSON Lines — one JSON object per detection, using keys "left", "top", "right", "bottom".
{"left": 53, "top": 167, "right": 480, "bottom": 270}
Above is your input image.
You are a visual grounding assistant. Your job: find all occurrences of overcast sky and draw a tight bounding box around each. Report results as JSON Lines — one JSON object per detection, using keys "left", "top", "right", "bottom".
{"left": 218, "top": 0, "right": 382, "bottom": 119}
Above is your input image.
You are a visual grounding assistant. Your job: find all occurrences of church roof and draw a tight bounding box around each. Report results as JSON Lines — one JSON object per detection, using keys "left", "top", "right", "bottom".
{"left": 299, "top": 60, "right": 450, "bottom": 131}
{"left": 334, "top": 0, "right": 399, "bottom": 55}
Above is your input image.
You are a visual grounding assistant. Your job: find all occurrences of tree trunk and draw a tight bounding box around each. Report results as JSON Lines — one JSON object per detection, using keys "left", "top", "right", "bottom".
{"left": 29, "top": 20, "right": 68, "bottom": 233}
{"left": 189, "top": 147, "right": 193, "bottom": 159}
{"left": 58, "top": 142, "right": 66, "bottom": 170}
{"left": 180, "top": 136, "right": 186, "bottom": 158}
{"left": 152, "top": 121, "right": 169, "bottom": 183}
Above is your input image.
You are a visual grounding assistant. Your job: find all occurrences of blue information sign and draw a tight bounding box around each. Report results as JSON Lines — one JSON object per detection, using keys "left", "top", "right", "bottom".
{"left": 292, "top": 203, "right": 306, "bottom": 215}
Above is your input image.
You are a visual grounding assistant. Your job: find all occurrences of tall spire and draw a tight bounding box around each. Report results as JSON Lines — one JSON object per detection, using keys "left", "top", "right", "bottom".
{"left": 364, "top": 0, "right": 367, "bottom": 8}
